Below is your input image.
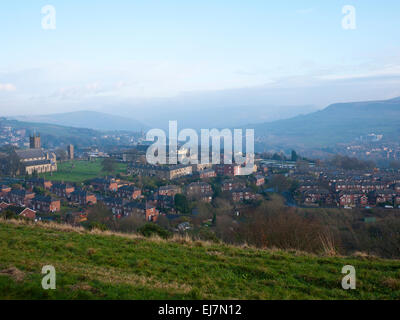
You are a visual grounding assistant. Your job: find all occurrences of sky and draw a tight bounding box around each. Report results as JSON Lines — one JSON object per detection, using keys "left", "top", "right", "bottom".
{"left": 1, "top": 0, "right": 400, "bottom": 117}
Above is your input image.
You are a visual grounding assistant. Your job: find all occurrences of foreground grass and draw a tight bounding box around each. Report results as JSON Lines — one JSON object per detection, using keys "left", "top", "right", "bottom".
{"left": 0, "top": 219, "right": 399, "bottom": 300}
{"left": 40, "top": 159, "right": 127, "bottom": 183}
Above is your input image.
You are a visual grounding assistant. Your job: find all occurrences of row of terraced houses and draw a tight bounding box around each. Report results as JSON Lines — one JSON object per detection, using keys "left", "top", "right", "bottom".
{"left": 293, "top": 168, "right": 400, "bottom": 208}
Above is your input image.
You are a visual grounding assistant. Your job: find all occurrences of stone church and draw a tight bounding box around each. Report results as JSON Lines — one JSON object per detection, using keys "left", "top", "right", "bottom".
{"left": 14, "top": 133, "right": 57, "bottom": 175}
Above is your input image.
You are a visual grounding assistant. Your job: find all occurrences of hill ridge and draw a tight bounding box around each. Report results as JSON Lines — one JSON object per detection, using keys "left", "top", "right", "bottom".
{"left": 250, "top": 96, "right": 400, "bottom": 147}
{"left": 12, "top": 110, "right": 148, "bottom": 132}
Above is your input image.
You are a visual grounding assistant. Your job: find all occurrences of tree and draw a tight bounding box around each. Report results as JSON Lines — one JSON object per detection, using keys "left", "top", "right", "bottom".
{"left": 237, "top": 205, "right": 336, "bottom": 253}
{"left": 5, "top": 151, "right": 23, "bottom": 176}
{"left": 213, "top": 197, "right": 233, "bottom": 215}
{"left": 55, "top": 148, "right": 68, "bottom": 162}
{"left": 272, "top": 153, "right": 285, "bottom": 161}
{"left": 174, "top": 194, "right": 190, "bottom": 214}
{"left": 115, "top": 214, "right": 145, "bottom": 233}
{"left": 268, "top": 174, "right": 292, "bottom": 193}
{"left": 33, "top": 186, "right": 45, "bottom": 196}
{"left": 192, "top": 202, "right": 213, "bottom": 226}
{"left": 328, "top": 155, "right": 375, "bottom": 170}
{"left": 138, "top": 223, "right": 172, "bottom": 239}
{"left": 0, "top": 209, "right": 16, "bottom": 220}
{"left": 156, "top": 214, "right": 170, "bottom": 230}
{"left": 215, "top": 214, "right": 236, "bottom": 243}
{"left": 101, "top": 157, "right": 116, "bottom": 173}
{"left": 86, "top": 202, "right": 114, "bottom": 228}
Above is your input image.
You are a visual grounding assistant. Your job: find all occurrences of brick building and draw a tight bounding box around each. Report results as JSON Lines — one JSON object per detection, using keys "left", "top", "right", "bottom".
{"left": 186, "top": 182, "right": 213, "bottom": 202}
{"left": 124, "top": 201, "right": 159, "bottom": 221}
{"left": 129, "top": 164, "right": 193, "bottom": 180}
{"left": 26, "top": 178, "right": 52, "bottom": 190}
{"left": 70, "top": 190, "right": 97, "bottom": 205}
{"left": 215, "top": 164, "right": 241, "bottom": 177}
{"left": 6, "top": 189, "right": 35, "bottom": 206}
{"left": 51, "top": 183, "right": 75, "bottom": 198}
{"left": 31, "top": 195, "right": 61, "bottom": 213}
{"left": 158, "top": 185, "right": 181, "bottom": 197}
{"left": 231, "top": 188, "right": 256, "bottom": 202}
{"left": 117, "top": 185, "right": 141, "bottom": 200}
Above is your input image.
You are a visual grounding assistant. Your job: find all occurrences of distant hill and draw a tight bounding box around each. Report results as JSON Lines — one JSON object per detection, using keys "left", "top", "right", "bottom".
{"left": 13, "top": 111, "right": 148, "bottom": 132}
{"left": 0, "top": 118, "right": 104, "bottom": 148}
{"left": 251, "top": 97, "right": 400, "bottom": 147}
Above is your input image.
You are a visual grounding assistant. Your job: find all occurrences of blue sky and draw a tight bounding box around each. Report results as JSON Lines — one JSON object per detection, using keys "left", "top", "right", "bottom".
{"left": 1, "top": 0, "right": 400, "bottom": 116}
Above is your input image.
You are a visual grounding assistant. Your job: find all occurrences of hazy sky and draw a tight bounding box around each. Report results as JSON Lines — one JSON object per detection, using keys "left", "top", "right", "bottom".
{"left": 1, "top": 0, "right": 400, "bottom": 116}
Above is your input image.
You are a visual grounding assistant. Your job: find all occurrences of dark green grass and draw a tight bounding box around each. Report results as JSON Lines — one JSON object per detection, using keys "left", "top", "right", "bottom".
{"left": 0, "top": 221, "right": 399, "bottom": 300}
{"left": 40, "top": 159, "right": 127, "bottom": 183}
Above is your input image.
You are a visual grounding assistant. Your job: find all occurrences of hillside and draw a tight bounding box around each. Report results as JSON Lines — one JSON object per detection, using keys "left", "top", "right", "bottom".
{"left": 0, "top": 118, "right": 104, "bottom": 148}
{"left": 13, "top": 111, "right": 148, "bottom": 132}
{"left": 0, "top": 219, "right": 399, "bottom": 300}
{"left": 251, "top": 97, "right": 400, "bottom": 147}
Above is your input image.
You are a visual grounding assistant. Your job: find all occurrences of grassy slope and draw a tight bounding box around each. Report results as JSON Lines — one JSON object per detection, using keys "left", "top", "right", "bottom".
{"left": 40, "top": 159, "right": 127, "bottom": 183}
{"left": 0, "top": 220, "right": 399, "bottom": 300}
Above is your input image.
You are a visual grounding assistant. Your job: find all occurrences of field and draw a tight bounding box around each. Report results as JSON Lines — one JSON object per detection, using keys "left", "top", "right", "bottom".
{"left": 0, "top": 219, "right": 399, "bottom": 300}
{"left": 40, "top": 159, "right": 127, "bottom": 183}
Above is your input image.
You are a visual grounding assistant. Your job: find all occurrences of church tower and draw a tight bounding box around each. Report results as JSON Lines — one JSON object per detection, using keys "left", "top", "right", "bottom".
{"left": 30, "top": 133, "right": 41, "bottom": 149}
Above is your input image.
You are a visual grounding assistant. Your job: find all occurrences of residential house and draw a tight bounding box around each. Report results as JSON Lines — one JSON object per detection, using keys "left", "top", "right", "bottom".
{"left": 6, "top": 189, "right": 35, "bottom": 206}
{"left": 252, "top": 175, "right": 265, "bottom": 187}
{"left": 70, "top": 190, "right": 97, "bottom": 205}
{"left": 51, "top": 183, "right": 75, "bottom": 198}
{"left": 0, "top": 202, "right": 11, "bottom": 211}
{"left": 215, "top": 164, "right": 241, "bottom": 176}
{"left": 129, "top": 164, "right": 193, "bottom": 180}
{"left": 124, "top": 201, "right": 159, "bottom": 221}
{"left": 66, "top": 212, "right": 88, "bottom": 225}
{"left": 117, "top": 185, "right": 141, "bottom": 200}
{"left": 196, "top": 169, "right": 216, "bottom": 179}
{"left": 90, "top": 177, "right": 118, "bottom": 192}
{"left": 26, "top": 178, "right": 52, "bottom": 190}
{"left": 158, "top": 185, "right": 181, "bottom": 197}
{"left": 303, "top": 188, "right": 333, "bottom": 206}
{"left": 0, "top": 185, "right": 11, "bottom": 200}
{"left": 375, "top": 190, "right": 396, "bottom": 205}
{"left": 19, "top": 208, "right": 37, "bottom": 220}
{"left": 186, "top": 182, "right": 213, "bottom": 202}
{"left": 31, "top": 195, "right": 60, "bottom": 213}
{"left": 231, "top": 188, "right": 256, "bottom": 202}
{"left": 221, "top": 179, "right": 245, "bottom": 192}
{"left": 339, "top": 191, "right": 366, "bottom": 208}
{"left": 102, "top": 197, "right": 124, "bottom": 215}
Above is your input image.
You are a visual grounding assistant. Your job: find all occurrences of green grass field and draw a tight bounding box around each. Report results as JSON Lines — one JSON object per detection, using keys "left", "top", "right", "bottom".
{"left": 0, "top": 219, "right": 399, "bottom": 300}
{"left": 40, "top": 159, "right": 127, "bottom": 183}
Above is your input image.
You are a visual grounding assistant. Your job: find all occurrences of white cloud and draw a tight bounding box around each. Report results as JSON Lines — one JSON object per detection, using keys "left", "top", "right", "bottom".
{"left": 0, "top": 83, "right": 16, "bottom": 91}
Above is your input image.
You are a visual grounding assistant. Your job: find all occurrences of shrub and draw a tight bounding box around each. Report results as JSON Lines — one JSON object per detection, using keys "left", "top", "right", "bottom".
{"left": 138, "top": 223, "right": 172, "bottom": 239}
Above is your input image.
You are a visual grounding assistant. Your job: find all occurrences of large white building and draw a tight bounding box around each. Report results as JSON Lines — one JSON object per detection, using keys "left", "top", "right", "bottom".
{"left": 15, "top": 148, "right": 57, "bottom": 175}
